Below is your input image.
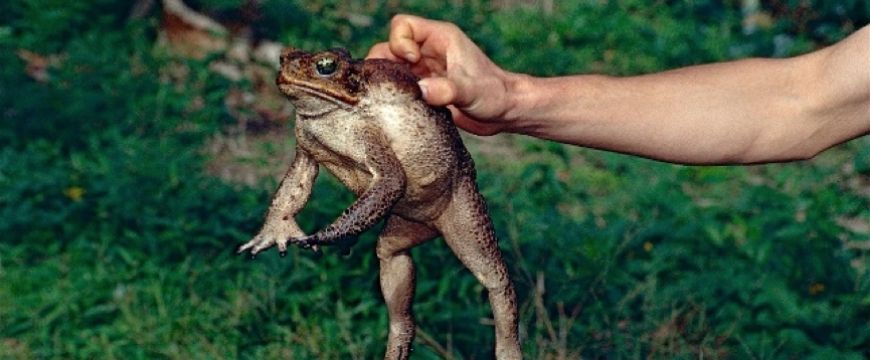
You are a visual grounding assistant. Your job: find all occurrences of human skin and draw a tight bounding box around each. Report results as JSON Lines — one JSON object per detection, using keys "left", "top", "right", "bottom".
{"left": 367, "top": 15, "right": 870, "bottom": 165}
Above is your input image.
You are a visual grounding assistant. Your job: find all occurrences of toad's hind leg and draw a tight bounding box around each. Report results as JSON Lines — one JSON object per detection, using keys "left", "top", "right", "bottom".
{"left": 377, "top": 216, "right": 438, "bottom": 360}
{"left": 435, "top": 177, "right": 521, "bottom": 360}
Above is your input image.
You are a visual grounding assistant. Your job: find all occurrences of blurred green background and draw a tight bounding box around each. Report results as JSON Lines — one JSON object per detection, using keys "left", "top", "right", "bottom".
{"left": 1, "top": 0, "right": 868, "bottom": 359}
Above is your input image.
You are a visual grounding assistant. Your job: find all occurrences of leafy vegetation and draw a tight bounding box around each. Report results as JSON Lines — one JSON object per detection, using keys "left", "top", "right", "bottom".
{"left": 1, "top": 0, "right": 867, "bottom": 359}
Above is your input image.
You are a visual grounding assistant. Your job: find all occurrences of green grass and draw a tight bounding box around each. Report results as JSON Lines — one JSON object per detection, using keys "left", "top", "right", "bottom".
{"left": 1, "top": 0, "right": 868, "bottom": 359}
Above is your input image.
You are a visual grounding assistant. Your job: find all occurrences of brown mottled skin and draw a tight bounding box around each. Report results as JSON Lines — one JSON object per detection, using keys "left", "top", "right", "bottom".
{"left": 236, "top": 48, "right": 521, "bottom": 359}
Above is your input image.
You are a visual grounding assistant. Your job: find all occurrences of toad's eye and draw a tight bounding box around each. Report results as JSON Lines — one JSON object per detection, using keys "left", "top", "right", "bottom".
{"left": 315, "top": 57, "right": 337, "bottom": 76}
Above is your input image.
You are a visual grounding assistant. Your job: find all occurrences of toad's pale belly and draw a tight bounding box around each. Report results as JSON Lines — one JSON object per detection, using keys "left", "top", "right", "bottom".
{"left": 296, "top": 93, "right": 468, "bottom": 222}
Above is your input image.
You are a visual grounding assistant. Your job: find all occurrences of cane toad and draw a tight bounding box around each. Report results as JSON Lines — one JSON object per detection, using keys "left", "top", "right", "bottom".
{"left": 237, "top": 48, "right": 522, "bottom": 359}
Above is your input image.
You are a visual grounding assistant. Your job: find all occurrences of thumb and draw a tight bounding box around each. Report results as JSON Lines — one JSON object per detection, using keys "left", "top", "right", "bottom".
{"left": 417, "top": 77, "right": 457, "bottom": 106}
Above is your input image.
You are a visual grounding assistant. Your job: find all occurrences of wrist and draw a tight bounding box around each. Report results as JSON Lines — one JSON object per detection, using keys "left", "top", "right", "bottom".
{"left": 501, "top": 72, "right": 544, "bottom": 135}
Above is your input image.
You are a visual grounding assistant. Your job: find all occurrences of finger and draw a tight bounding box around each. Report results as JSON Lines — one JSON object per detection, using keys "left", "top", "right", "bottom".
{"left": 418, "top": 77, "right": 457, "bottom": 106}
{"left": 408, "top": 56, "right": 447, "bottom": 78}
{"left": 252, "top": 241, "right": 272, "bottom": 254}
{"left": 447, "top": 70, "right": 481, "bottom": 108}
{"left": 292, "top": 236, "right": 319, "bottom": 252}
{"left": 366, "top": 42, "right": 402, "bottom": 61}
{"left": 389, "top": 15, "right": 423, "bottom": 63}
{"left": 419, "top": 77, "right": 500, "bottom": 136}
{"left": 340, "top": 246, "right": 352, "bottom": 256}
{"left": 390, "top": 14, "right": 456, "bottom": 64}
{"left": 237, "top": 240, "right": 255, "bottom": 254}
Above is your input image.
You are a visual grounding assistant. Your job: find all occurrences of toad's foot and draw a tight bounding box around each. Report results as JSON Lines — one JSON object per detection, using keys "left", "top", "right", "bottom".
{"left": 238, "top": 220, "right": 312, "bottom": 258}
{"left": 292, "top": 233, "right": 357, "bottom": 254}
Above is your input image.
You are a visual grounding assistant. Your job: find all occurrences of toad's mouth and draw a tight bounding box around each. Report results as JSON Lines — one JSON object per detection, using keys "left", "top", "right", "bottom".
{"left": 277, "top": 77, "right": 359, "bottom": 107}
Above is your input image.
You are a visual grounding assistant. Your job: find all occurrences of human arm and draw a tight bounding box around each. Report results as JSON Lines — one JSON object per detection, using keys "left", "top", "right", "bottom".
{"left": 367, "top": 15, "right": 870, "bottom": 164}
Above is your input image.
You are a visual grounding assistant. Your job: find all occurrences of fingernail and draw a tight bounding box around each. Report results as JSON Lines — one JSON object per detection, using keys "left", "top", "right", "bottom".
{"left": 418, "top": 80, "right": 428, "bottom": 99}
{"left": 405, "top": 52, "right": 418, "bottom": 62}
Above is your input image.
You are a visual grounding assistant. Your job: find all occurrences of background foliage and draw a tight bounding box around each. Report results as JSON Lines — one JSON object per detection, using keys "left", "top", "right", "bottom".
{"left": 1, "top": 0, "right": 868, "bottom": 359}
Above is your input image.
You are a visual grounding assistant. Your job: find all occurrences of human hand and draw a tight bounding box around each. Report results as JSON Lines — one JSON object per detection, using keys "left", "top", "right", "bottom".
{"left": 367, "top": 14, "right": 522, "bottom": 135}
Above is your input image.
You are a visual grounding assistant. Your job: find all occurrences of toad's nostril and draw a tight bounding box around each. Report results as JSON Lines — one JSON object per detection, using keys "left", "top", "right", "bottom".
{"left": 276, "top": 71, "right": 290, "bottom": 85}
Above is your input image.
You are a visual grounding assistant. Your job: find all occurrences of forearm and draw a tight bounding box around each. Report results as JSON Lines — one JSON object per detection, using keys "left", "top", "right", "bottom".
{"left": 506, "top": 60, "right": 807, "bottom": 164}
{"left": 267, "top": 149, "right": 318, "bottom": 219}
{"left": 505, "top": 26, "right": 870, "bottom": 165}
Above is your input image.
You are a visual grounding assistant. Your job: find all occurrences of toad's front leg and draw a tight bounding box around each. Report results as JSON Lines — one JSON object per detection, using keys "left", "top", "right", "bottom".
{"left": 238, "top": 148, "right": 318, "bottom": 256}
{"left": 294, "top": 129, "right": 406, "bottom": 248}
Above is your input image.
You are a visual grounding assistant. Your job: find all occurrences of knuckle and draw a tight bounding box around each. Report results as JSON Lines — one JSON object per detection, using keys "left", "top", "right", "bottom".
{"left": 390, "top": 14, "right": 408, "bottom": 27}
{"left": 375, "top": 246, "right": 391, "bottom": 261}
{"left": 375, "top": 242, "right": 399, "bottom": 260}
